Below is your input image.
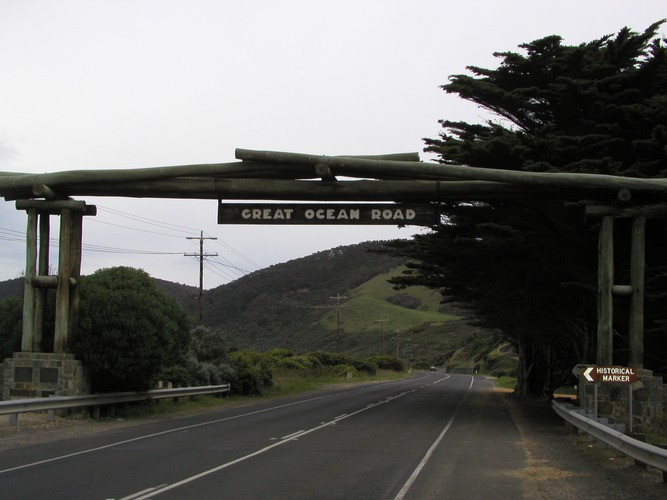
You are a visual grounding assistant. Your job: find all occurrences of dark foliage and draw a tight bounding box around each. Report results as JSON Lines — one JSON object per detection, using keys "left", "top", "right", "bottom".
{"left": 388, "top": 21, "right": 667, "bottom": 396}
{"left": 0, "top": 296, "right": 22, "bottom": 360}
{"left": 365, "top": 355, "right": 405, "bottom": 372}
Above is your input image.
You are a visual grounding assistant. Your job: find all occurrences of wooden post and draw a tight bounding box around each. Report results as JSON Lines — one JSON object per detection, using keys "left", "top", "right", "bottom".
{"left": 629, "top": 216, "right": 646, "bottom": 368}
{"left": 54, "top": 208, "right": 72, "bottom": 353}
{"left": 69, "top": 212, "right": 83, "bottom": 338}
{"left": 597, "top": 216, "right": 614, "bottom": 365}
{"left": 21, "top": 208, "right": 38, "bottom": 351}
{"left": 33, "top": 212, "right": 51, "bottom": 350}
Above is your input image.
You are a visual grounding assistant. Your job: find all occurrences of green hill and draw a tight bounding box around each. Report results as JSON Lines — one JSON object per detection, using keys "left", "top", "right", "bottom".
{"left": 201, "top": 243, "right": 508, "bottom": 371}
{"left": 0, "top": 242, "right": 515, "bottom": 373}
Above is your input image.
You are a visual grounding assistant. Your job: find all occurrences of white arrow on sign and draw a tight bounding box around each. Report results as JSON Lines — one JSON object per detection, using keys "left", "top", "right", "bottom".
{"left": 583, "top": 366, "right": 595, "bottom": 382}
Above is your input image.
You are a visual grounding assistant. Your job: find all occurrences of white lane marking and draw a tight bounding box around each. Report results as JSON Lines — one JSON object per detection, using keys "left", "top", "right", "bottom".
{"left": 281, "top": 430, "right": 305, "bottom": 440}
{"left": 432, "top": 375, "right": 450, "bottom": 384}
{"left": 126, "top": 388, "right": 418, "bottom": 500}
{"left": 0, "top": 378, "right": 414, "bottom": 476}
{"left": 118, "top": 484, "right": 168, "bottom": 500}
{"left": 393, "top": 375, "right": 474, "bottom": 500}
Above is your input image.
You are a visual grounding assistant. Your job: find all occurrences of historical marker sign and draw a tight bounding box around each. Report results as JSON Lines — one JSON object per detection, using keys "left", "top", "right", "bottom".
{"left": 218, "top": 202, "right": 440, "bottom": 226}
{"left": 579, "top": 365, "right": 637, "bottom": 383}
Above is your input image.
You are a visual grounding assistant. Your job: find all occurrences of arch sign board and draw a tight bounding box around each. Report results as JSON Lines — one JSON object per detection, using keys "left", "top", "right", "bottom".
{"left": 218, "top": 202, "right": 439, "bottom": 226}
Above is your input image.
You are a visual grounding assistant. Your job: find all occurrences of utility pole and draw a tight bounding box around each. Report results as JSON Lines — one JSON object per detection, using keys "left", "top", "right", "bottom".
{"left": 375, "top": 318, "right": 389, "bottom": 354}
{"left": 329, "top": 293, "right": 347, "bottom": 353}
{"left": 395, "top": 329, "right": 402, "bottom": 357}
{"left": 185, "top": 231, "right": 218, "bottom": 324}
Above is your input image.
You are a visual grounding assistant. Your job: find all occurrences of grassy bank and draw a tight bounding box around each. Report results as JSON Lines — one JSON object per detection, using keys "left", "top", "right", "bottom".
{"left": 114, "top": 369, "right": 412, "bottom": 420}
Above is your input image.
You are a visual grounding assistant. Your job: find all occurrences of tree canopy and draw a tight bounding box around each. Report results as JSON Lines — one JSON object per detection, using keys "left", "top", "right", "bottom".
{"left": 387, "top": 21, "right": 667, "bottom": 396}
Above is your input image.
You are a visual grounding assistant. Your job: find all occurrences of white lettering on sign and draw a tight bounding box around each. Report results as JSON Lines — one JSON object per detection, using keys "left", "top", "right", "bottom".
{"left": 371, "top": 208, "right": 417, "bottom": 220}
{"left": 241, "top": 208, "right": 295, "bottom": 220}
{"left": 304, "top": 209, "right": 361, "bottom": 220}
{"left": 595, "top": 367, "right": 635, "bottom": 375}
{"left": 601, "top": 375, "right": 631, "bottom": 382}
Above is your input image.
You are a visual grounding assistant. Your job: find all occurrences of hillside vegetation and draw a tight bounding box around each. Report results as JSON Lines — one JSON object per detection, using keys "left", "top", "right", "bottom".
{"left": 198, "top": 242, "right": 509, "bottom": 372}
{"left": 0, "top": 242, "right": 514, "bottom": 374}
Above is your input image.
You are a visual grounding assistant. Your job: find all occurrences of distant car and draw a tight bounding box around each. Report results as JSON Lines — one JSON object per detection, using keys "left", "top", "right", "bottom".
{"left": 429, "top": 366, "right": 437, "bottom": 371}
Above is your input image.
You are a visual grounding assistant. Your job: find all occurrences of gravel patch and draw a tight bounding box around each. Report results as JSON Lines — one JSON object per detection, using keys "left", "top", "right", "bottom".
{"left": 500, "top": 392, "right": 666, "bottom": 499}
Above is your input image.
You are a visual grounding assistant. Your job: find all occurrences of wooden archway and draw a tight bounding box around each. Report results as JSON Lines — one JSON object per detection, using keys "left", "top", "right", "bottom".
{"left": 2, "top": 148, "right": 666, "bottom": 365}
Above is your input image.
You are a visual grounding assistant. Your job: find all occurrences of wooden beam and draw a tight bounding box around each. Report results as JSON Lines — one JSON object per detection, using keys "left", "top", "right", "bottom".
{"left": 44, "top": 178, "right": 613, "bottom": 202}
{"left": 585, "top": 203, "right": 667, "bottom": 218}
{"left": 235, "top": 149, "right": 667, "bottom": 195}
{"left": 611, "top": 285, "right": 633, "bottom": 296}
{"left": 15, "top": 199, "right": 97, "bottom": 215}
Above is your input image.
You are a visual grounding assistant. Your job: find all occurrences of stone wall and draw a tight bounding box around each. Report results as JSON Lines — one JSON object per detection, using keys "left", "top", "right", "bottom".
{"left": 2, "top": 352, "right": 90, "bottom": 400}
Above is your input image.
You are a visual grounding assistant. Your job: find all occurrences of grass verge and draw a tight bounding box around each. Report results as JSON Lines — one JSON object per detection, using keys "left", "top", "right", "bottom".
{"left": 113, "top": 369, "right": 411, "bottom": 420}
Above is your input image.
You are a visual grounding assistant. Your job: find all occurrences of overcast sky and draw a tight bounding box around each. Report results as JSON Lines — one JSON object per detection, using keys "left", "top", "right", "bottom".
{"left": 1, "top": 1, "right": 665, "bottom": 289}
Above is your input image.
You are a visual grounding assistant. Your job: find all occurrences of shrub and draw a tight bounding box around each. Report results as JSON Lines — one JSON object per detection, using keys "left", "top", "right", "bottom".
{"left": 351, "top": 359, "right": 377, "bottom": 376}
{"left": 186, "top": 358, "right": 236, "bottom": 386}
{"left": 365, "top": 355, "right": 405, "bottom": 372}
{"left": 191, "top": 325, "right": 228, "bottom": 363}
{"left": 228, "top": 351, "right": 273, "bottom": 395}
{"left": 308, "top": 351, "right": 351, "bottom": 366}
{"left": 277, "top": 355, "right": 313, "bottom": 371}
{"left": 0, "top": 297, "right": 22, "bottom": 359}
{"left": 157, "top": 365, "right": 192, "bottom": 387}
{"left": 330, "top": 364, "right": 356, "bottom": 377}
{"left": 73, "top": 267, "right": 192, "bottom": 392}
{"left": 265, "top": 348, "right": 294, "bottom": 360}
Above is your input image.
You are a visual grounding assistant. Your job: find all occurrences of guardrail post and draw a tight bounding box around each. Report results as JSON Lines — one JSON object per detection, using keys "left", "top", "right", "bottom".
{"left": 91, "top": 405, "right": 100, "bottom": 419}
{"left": 9, "top": 413, "right": 18, "bottom": 426}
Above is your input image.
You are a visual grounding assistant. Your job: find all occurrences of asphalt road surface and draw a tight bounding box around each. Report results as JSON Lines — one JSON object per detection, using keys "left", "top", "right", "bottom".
{"left": 0, "top": 373, "right": 544, "bottom": 499}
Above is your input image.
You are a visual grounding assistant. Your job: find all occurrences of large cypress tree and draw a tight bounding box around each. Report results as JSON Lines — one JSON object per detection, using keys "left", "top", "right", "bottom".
{"left": 388, "top": 21, "right": 667, "bottom": 396}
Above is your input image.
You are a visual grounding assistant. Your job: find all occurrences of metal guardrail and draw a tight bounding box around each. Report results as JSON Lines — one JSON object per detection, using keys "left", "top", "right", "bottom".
{"left": 552, "top": 399, "right": 667, "bottom": 475}
{"left": 0, "top": 384, "right": 231, "bottom": 425}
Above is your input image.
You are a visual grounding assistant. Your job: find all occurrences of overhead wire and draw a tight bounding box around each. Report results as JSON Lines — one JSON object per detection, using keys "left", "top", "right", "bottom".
{"left": 3, "top": 206, "right": 327, "bottom": 309}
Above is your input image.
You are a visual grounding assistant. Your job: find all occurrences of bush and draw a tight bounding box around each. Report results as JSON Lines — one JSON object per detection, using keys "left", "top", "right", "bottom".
{"left": 73, "top": 267, "right": 192, "bottom": 392}
{"left": 351, "top": 359, "right": 377, "bottom": 376}
{"left": 308, "top": 351, "right": 351, "bottom": 366}
{"left": 0, "top": 297, "right": 22, "bottom": 359}
{"left": 365, "top": 355, "right": 405, "bottom": 372}
{"left": 157, "top": 365, "right": 192, "bottom": 387}
{"left": 265, "top": 348, "right": 294, "bottom": 360}
{"left": 277, "top": 355, "right": 313, "bottom": 371}
{"left": 191, "top": 326, "right": 228, "bottom": 363}
{"left": 187, "top": 358, "right": 236, "bottom": 386}
{"left": 330, "top": 364, "right": 356, "bottom": 377}
{"left": 228, "top": 351, "right": 273, "bottom": 395}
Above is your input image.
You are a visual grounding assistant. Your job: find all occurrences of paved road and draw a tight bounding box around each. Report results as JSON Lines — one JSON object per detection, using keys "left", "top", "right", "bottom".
{"left": 0, "top": 373, "right": 528, "bottom": 499}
